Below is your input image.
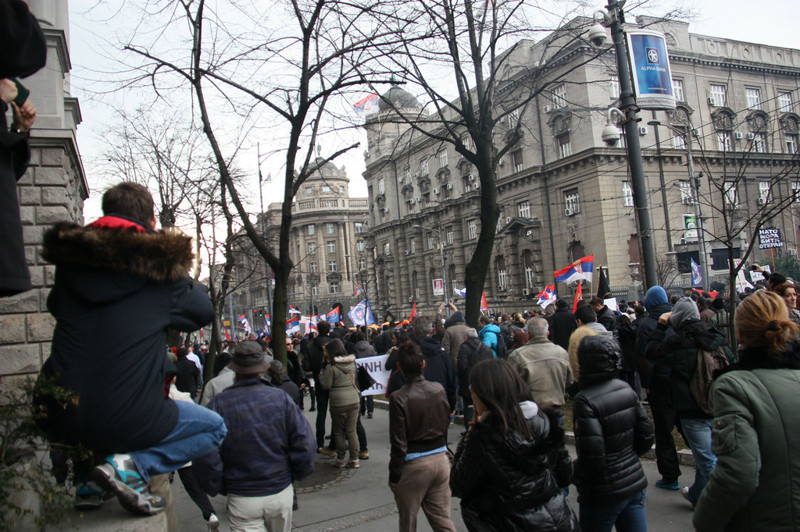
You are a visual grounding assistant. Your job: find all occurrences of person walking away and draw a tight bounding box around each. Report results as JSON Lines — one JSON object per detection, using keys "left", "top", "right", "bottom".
{"left": 412, "top": 316, "right": 458, "bottom": 414}
{"left": 477, "top": 316, "right": 503, "bottom": 358}
{"left": 451, "top": 359, "right": 577, "bottom": 532}
{"left": 174, "top": 347, "right": 201, "bottom": 401}
{"left": 353, "top": 332, "right": 376, "bottom": 418}
{"left": 645, "top": 297, "right": 733, "bottom": 508}
{"left": 441, "top": 307, "right": 469, "bottom": 370}
{"left": 389, "top": 341, "right": 456, "bottom": 532}
{"left": 549, "top": 299, "right": 577, "bottom": 352}
{"left": 456, "top": 328, "right": 493, "bottom": 426}
{"left": 318, "top": 339, "right": 361, "bottom": 468}
{"left": 693, "top": 291, "right": 800, "bottom": 532}
{"left": 195, "top": 341, "right": 315, "bottom": 532}
{"left": 573, "top": 336, "right": 654, "bottom": 532}
{"left": 308, "top": 320, "right": 335, "bottom": 455}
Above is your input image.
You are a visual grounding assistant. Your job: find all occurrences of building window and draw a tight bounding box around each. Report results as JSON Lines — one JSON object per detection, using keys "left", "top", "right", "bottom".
{"left": 523, "top": 251, "right": 534, "bottom": 289}
{"left": 746, "top": 88, "right": 762, "bottom": 110}
{"left": 307, "top": 224, "right": 315, "bottom": 236}
{"left": 753, "top": 132, "right": 768, "bottom": 153}
{"left": 383, "top": 241, "right": 390, "bottom": 255}
{"left": 673, "top": 126, "right": 687, "bottom": 149}
{"left": 322, "top": 185, "right": 331, "bottom": 193}
{"left": 557, "top": 133, "right": 572, "bottom": 158}
{"left": 779, "top": 91, "right": 794, "bottom": 113}
{"left": 564, "top": 189, "right": 580, "bottom": 214}
{"left": 310, "top": 262, "right": 318, "bottom": 273}
{"left": 553, "top": 83, "right": 567, "bottom": 108}
{"left": 438, "top": 150, "right": 448, "bottom": 168}
{"left": 377, "top": 178, "right": 385, "bottom": 194}
{"left": 711, "top": 247, "right": 741, "bottom": 271}
{"left": 511, "top": 149, "right": 524, "bottom": 172}
{"left": 672, "top": 78, "right": 684, "bottom": 102}
{"left": 609, "top": 74, "right": 619, "bottom": 99}
{"left": 759, "top": 181, "right": 772, "bottom": 204}
{"left": 356, "top": 239, "right": 365, "bottom": 252}
{"left": 716, "top": 130, "right": 733, "bottom": 152}
{"left": 325, "top": 223, "right": 335, "bottom": 234}
{"left": 403, "top": 167, "right": 411, "bottom": 182}
{"left": 420, "top": 158, "right": 429, "bottom": 175}
{"left": 409, "top": 237, "right": 416, "bottom": 254}
{"left": 427, "top": 236, "right": 435, "bottom": 250}
{"left": 507, "top": 108, "right": 520, "bottom": 128}
{"left": 329, "top": 282, "right": 339, "bottom": 294}
{"left": 622, "top": 181, "right": 634, "bottom": 207}
{"left": 446, "top": 229, "right": 454, "bottom": 245}
{"left": 787, "top": 134, "right": 799, "bottom": 154}
{"left": 305, "top": 186, "right": 313, "bottom": 195}
{"left": 311, "top": 284, "right": 319, "bottom": 296}
{"left": 358, "top": 257, "right": 367, "bottom": 271}
{"left": 793, "top": 181, "right": 800, "bottom": 202}
{"left": 467, "top": 219, "right": 477, "bottom": 240}
{"left": 354, "top": 222, "right": 364, "bottom": 233}
{"left": 496, "top": 256, "right": 508, "bottom": 291}
{"left": 709, "top": 84, "right": 727, "bottom": 107}
{"left": 328, "top": 260, "right": 337, "bottom": 272}
{"left": 723, "top": 181, "right": 738, "bottom": 207}
{"left": 327, "top": 241, "right": 335, "bottom": 253}
{"left": 517, "top": 200, "right": 531, "bottom": 218}
{"left": 461, "top": 134, "right": 472, "bottom": 151}
{"left": 308, "top": 242, "right": 316, "bottom": 255}
{"left": 680, "top": 180, "right": 696, "bottom": 205}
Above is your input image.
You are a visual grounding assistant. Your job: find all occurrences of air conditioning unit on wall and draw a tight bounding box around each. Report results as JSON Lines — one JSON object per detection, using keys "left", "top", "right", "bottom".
{"left": 522, "top": 288, "right": 530, "bottom": 295}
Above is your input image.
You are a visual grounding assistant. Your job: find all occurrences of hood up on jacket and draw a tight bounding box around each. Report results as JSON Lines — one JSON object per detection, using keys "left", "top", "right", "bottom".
{"left": 669, "top": 297, "right": 701, "bottom": 331}
{"left": 445, "top": 311, "right": 466, "bottom": 328}
{"left": 577, "top": 335, "right": 622, "bottom": 388}
{"left": 42, "top": 218, "right": 194, "bottom": 303}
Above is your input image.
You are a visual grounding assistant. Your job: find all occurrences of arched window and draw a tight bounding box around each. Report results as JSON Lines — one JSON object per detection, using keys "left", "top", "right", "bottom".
{"left": 522, "top": 251, "right": 534, "bottom": 289}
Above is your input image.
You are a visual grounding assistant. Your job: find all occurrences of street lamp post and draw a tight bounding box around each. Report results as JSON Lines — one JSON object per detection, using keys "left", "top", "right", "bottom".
{"left": 256, "top": 143, "right": 273, "bottom": 333}
{"left": 413, "top": 223, "right": 449, "bottom": 314}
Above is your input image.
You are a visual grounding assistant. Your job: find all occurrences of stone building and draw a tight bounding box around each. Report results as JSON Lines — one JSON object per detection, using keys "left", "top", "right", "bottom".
{"left": 227, "top": 159, "right": 369, "bottom": 330}
{"left": 0, "top": 1, "right": 87, "bottom": 384}
{"left": 361, "top": 16, "right": 800, "bottom": 317}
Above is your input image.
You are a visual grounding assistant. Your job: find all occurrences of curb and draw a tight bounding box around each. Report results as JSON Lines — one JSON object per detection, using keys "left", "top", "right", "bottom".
{"left": 372, "top": 398, "right": 696, "bottom": 468}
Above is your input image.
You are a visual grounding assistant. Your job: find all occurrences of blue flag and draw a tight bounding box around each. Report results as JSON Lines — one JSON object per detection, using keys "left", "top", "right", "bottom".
{"left": 691, "top": 257, "right": 703, "bottom": 287}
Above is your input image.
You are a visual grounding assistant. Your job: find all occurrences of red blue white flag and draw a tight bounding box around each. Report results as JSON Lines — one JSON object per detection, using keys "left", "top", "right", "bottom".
{"left": 286, "top": 315, "right": 300, "bottom": 334}
{"left": 554, "top": 255, "right": 594, "bottom": 285}
{"left": 288, "top": 305, "right": 301, "bottom": 315}
{"left": 353, "top": 92, "right": 378, "bottom": 115}
{"left": 537, "top": 285, "right": 557, "bottom": 309}
{"left": 326, "top": 307, "right": 341, "bottom": 324}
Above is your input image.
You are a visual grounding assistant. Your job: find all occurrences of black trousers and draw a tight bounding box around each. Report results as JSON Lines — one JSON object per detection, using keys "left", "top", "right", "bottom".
{"left": 178, "top": 465, "right": 216, "bottom": 520}
{"left": 315, "top": 388, "right": 330, "bottom": 449}
{"left": 648, "top": 379, "right": 682, "bottom": 481}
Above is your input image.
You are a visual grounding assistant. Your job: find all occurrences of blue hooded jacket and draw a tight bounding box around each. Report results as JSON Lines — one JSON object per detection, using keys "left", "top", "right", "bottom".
{"left": 479, "top": 323, "right": 502, "bottom": 357}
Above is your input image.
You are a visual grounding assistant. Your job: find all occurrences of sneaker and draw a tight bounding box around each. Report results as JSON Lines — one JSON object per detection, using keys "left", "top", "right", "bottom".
{"left": 74, "top": 481, "right": 105, "bottom": 511}
{"left": 655, "top": 478, "right": 680, "bottom": 491}
{"left": 207, "top": 513, "right": 220, "bottom": 531}
{"left": 91, "top": 454, "right": 166, "bottom": 516}
{"left": 367, "top": 412, "right": 373, "bottom": 419}
{"left": 358, "top": 450, "right": 369, "bottom": 460}
{"left": 681, "top": 486, "right": 696, "bottom": 509}
{"left": 347, "top": 459, "right": 360, "bottom": 469}
{"left": 334, "top": 457, "right": 348, "bottom": 468}
{"left": 309, "top": 406, "right": 316, "bottom": 412}
{"left": 318, "top": 447, "right": 336, "bottom": 457}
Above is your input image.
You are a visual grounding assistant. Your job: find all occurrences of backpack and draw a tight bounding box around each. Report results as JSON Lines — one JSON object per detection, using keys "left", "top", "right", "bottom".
{"left": 689, "top": 346, "right": 730, "bottom": 416}
{"left": 493, "top": 331, "right": 507, "bottom": 359}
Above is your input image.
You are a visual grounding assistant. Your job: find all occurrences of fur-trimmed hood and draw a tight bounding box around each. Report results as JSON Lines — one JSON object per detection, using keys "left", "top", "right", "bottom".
{"left": 42, "top": 218, "right": 195, "bottom": 303}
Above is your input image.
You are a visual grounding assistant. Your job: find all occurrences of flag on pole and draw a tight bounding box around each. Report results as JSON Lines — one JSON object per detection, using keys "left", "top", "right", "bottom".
{"left": 308, "top": 317, "right": 318, "bottom": 332}
{"left": 537, "top": 285, "right": 557, "bottom": 309}
{"left": 288, "top": 305, "right": 301, "bottom": 315}
{"left": 410, "top": 302, "right": 417, "bottom": 320}
{"left": 453, "top": 287, "right": 467, "bottom": 298}
{"left": 326, "top": 306, "right": 340, "bottom": 324}
{"left": 354, "top": 282, "right": 364, "bottom": 297}
{"left": 348, "top": 299, "right": 375, "bottom": 326}
{"left": 572, "top": 283, "right": 583, "bottom": 313}
{"left": 353, "top": 92, "right": 379, "bottom": 115}
{"left": 596, "top": 266, "right": 611, "bottom": 299}
{"left": 286, "top": 315, "right": 300, "bottom": 334}
{"left": 691, "top": 257, "right": 703, "bottom": 288}
{"left": 480, "top": 292, "right": 489, "bottom": 312}
{"left": 554, "top": 255, "right": 595, "bottom": 285}
{"left": 238, "top": 314, "right": 252, "bottom": 335}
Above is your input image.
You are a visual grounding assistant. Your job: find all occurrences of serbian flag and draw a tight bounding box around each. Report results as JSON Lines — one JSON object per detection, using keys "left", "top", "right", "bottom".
{"left": 224, "top": 329, "right": 231, "bottom": 341}
{"left": 410, "top": 302, "right": 417, "bottom": 320}
{"left": 308, "top": 317, "right": 318, "bottom": 332}
{"left": 286, "top": 315, "right": 300, "bottom": 334}
{"left": 480, "top": 292, "right": 489, "bottom": 312}
{"left": 354, "top": 282, "right": 364, "bottom": 297}
{"left": 353, "top": 92, "right": 378, "bottom": 115}
{"left": 691, "top": 258, "right": 703, "bottom": 288}
{"left": 537, "top": 285, "right": 557, "bottom": 309}
{"left": 453, "top": 287, "right": 467, "bottom": 298}
{"left": 288, "top": 305, "right": 301, "bottom": 315}
{"left": 326, "top": 306, "right": 340, "bottom": 323}
{"left": 572, "top": 282, "right": 583, "bottom": 313}
{"left": 554, "top": 255, "right": 594, "bottom": 285}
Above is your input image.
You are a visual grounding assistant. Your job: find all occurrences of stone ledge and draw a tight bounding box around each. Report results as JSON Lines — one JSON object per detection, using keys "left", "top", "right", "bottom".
{"left": 45, "top": 504, "right": 167, "bottom": 532}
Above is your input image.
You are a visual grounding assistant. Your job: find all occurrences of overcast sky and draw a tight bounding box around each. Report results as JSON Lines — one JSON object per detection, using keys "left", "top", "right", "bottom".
{"left": 68, "top": 0, "right": 800, "bottom": 221}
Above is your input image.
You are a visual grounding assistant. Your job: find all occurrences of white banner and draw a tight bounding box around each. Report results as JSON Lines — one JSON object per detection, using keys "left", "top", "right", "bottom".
{"left": 355, "top": 354, "right": 391, "bottom": 396}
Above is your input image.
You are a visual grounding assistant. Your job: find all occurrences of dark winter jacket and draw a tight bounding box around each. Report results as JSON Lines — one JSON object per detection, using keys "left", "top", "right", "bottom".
{"left": 36, "top": 217, "right": 214, "bottom": 455}
{"left": 354, "top": 340, "right": 376, "bottom": 359}
{"left": 457, "top": 338, "right": 493, "bottom": 403}
{"left": 275, "top": 373, "right": 302, "bottom": 407}
{"left": 634, "top": 301, "right": 673, "bottom": 387}
{"left": 442, "top": 312, "right": 470, "bottom": 368}
{"left": 0, "top": 0, "right": 47, "bottom": 297}
{"left": 308, "top": 334, "right": 334, "bottom": 383}
{"left": 175, "top": 356, "right": 201, "bottom": 400}
{"left": 196, "top": 377, "right": 315, "bottom": 497}
{"left": 596, "top": 305, "right": 618, "bottom": 333}
{"left": 451, "top": 402, "right": 578, "bottom": 532}
{"left": 645, "top": 320, "right": 732, "bottom": 418}
{"left": 573, "top": 336, "right": 654, "bottom": 504}
{"left": 415, "top": 335, "right": 457, "bottom": 411}
{"left": 548, "top": 309, "right": 577, "bottom": 352}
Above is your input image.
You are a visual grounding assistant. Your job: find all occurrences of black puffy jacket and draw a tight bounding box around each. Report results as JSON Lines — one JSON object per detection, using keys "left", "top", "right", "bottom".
{"left": 572, "top": 336, "right": 654, "bottom": 505}
{"left": 451, "top": 404, "right": 578, "bottom": 532}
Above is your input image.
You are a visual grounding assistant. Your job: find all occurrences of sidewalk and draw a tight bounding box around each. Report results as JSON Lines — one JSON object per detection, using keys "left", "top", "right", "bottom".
{"left": 169, "top": 400, "right": 696, "bottom": 531}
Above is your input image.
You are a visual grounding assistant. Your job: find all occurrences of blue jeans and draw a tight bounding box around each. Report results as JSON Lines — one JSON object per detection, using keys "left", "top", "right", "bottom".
{"left": 579, "top": 489, "right": 647, "bottom": 532}
{"left": 679, "top": 417, "right": 717, "bottom": 504}
{"left": 129, "top": 401, "right": 226, "bottom": 483}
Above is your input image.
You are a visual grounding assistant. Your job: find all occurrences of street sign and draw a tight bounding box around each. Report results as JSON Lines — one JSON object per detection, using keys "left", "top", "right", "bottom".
{"left": 223, "top": 320, "right": 230, "bottom": 326}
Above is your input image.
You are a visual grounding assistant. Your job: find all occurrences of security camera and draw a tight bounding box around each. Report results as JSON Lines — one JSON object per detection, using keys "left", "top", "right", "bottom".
{"left": 588, "top": 22, "right": 607, "bottom": 47}
{"left": 601, "top": 124, "right": 620, "bottom": 146}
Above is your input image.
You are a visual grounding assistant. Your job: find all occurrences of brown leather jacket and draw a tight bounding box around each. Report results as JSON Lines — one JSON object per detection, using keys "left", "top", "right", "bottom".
{"left": 388, "top": 375, "right": 450, "bottom": 483}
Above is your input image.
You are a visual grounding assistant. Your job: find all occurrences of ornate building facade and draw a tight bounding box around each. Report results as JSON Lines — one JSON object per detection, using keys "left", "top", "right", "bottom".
{"left": 362, "top": 16, "right": 800, "bottom": 318}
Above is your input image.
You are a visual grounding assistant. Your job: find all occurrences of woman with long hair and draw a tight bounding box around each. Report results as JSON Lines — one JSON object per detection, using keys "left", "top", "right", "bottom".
{"left": 772, "top": 282, "right": 800, "bottom": 329}
{"left": 694, "top": 291, "right": 800, "bottom": 531}
{"left": 450, "top": 359, "right": 577, "bottom": 531}
{"left": 318, "top": 338, "right": 361, "bottom": 468}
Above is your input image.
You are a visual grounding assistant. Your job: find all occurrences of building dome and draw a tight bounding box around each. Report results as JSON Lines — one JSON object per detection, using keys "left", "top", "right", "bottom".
{"left": 378, "top": 85, "right": 421, "bottom": 111}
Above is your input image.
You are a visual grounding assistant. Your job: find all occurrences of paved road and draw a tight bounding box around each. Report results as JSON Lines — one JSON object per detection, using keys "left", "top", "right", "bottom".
{"left": 171, "top": 401, "right": 696, "bottom": 531}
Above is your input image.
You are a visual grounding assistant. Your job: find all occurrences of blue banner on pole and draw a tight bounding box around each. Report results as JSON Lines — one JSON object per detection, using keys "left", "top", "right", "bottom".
{"left": 626, "top": 30, "right": 676, "bottom": 110}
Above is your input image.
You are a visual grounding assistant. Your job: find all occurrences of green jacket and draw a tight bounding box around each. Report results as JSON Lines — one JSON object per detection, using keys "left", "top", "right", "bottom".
{"left": 318, "top": 355, "right": 360, "bottom": 407}
{"left": 694, "top": 347, "right": 800, "bottom": 532}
